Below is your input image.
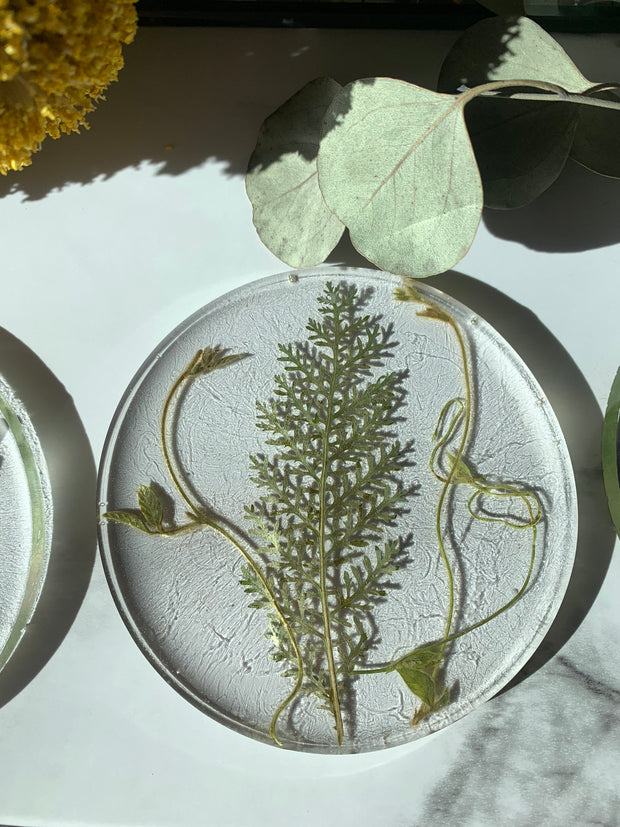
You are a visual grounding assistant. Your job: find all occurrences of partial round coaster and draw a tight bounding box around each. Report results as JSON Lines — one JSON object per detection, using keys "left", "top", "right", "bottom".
{"left": 97, "top": 268, "right": 577, "bottom": 753}
{"left": 0, "top": 375, "right": 52, "bottom": 674}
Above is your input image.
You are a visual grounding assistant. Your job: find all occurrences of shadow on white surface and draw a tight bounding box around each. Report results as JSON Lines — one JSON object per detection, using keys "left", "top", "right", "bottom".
{"left": 0, "top": 329, "right": 96, "bottom": 708}
{"left": 0, "top": 26, "right": 454, "bottom": 201}
{"left": 482, "top": 159, "right": 620, "bottom": 253}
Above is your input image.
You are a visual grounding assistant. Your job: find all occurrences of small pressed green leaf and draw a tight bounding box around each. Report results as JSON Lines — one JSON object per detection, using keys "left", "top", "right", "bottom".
{"left": 246, "top": 77, "right": 345, "bottom": 268}
{"left": 446, "top": 451, "right": 475, "bottom": 484}
{"left": 188, "top": 346, "right": 248, "bottom": 376}
{"left": 317, "top": 78, "right": 483, "bottom": 277}
{"left": 417, "top": 305, "right": 451, "bottom": 324}
{"left": 104, "top": 510, "right": 149, "bottom": 533}
{"left": 571, "top": 90, "right": 620, "bottom": 179}
{"left": 602, "top": 367, "right": 620, "bottom": 538}
{"left": 396, "top": 663, "right": 436, "bottom": 708}
{"left": 138, "top": 484, "right": 164, "bottom": 529}
{"left": 393, "top": 281, "right": 424, "bottom": 305}
{"left": 214, "top": 352, "right": 249, "bottom": 370}
{"left": 396, "top": 644, "right": 442, "bottom": 670}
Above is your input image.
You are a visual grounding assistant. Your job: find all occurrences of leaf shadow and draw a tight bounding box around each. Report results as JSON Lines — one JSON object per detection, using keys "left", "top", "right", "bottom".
{"left": 0, "top": 26, "right": 465, "bottom": 201}
{"left": 250, "top": 14, "right": 523, "bottom": 177}
{"left": 426, "top": 269, "right": 616, "bottom": 689}
{"left": 0, "top": 329, "right": 96, "bottom": 708}
{"left": 482, "top": 158, "right": 620, "bottom": 252}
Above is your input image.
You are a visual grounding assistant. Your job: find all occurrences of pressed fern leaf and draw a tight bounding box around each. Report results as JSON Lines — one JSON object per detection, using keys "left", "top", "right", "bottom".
{"left": 242, "top": 281, "right": 413, "bottom": 743}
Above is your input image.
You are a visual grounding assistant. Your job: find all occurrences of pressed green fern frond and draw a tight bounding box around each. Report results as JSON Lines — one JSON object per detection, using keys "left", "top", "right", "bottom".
{"left": 242, "top": 281, "right": 414, "bottom": 743}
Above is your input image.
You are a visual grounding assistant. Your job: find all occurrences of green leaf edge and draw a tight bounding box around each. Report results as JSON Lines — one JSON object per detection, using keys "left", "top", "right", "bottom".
{"left": 138, "top": 483, "right": 164, "bottom": 529}
{"left": 104, "top": 510, "right": 150, "bottom": 533}
{"left": 396, "top": 663, "right": 437, "bottom": 708}
{"left": 602, "top": 367, "right": 620, "bottom": 538}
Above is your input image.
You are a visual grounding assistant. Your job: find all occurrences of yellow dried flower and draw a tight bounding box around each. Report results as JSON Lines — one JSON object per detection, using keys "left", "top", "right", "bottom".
{"left": 0, "top": 0, "right": 138, "bottom": 174}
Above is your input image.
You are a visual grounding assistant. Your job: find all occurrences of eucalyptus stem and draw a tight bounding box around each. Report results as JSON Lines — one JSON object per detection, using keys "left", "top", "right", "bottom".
{"left": 463, "top": 79, "right": 620, "bottom": 112}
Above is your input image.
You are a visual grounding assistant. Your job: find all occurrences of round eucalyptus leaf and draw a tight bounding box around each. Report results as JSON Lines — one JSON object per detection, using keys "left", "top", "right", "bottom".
{"left": 571, "top": 90, "right": 620, "bottom": 179}
{"left": 317, "top": 78, "right": 483, "bottom": 278}
{"left": 246, "top": 77, "right": 345, "bottom": 269}
{"left": 464, "top": 97, "right": 578, "bottom": 209}
{"left": 438, "top": 15, "right": 591, "bottom": 93}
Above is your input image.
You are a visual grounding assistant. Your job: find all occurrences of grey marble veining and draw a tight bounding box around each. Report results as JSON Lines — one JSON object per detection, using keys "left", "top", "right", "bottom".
{"left": 412, "top": 638, "right": 620, "bottom": 827}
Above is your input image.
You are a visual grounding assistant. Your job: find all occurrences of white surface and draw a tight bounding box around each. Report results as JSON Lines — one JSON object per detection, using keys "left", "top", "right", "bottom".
{"left": 0, "top": 25, "right": 618, "bottom": 827}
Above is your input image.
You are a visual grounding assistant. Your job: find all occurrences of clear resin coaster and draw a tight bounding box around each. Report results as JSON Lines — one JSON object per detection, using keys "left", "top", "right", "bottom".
{"left": 0, "top": 376, "right": 52, "bottom": 673}
{"left": 97, "top": 268, "right": 577, "bottom": 753}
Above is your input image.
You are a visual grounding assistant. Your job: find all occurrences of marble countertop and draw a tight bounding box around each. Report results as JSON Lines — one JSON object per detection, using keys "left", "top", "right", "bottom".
{"left": 0, "top": 24, "right": 618, "bottom": 827}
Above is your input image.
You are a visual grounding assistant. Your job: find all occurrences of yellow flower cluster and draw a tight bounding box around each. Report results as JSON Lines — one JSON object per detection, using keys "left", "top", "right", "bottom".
{"left": 0, "top": 0, "right": 137, "bottom": 174}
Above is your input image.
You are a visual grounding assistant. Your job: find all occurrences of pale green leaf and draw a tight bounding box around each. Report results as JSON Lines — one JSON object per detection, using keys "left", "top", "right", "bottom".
{"left": 457, "top": 97, "right": 578, "bottom": 209}
{"left": 446, "top": 451, "right": 476, "bottom": 484}
{"left": 571, "top": 90, "right": 620, "bottom": 179}
{"left": 438, "top": 16, "right": 590, "bottom": 93}
{"left": 438, "top": 15, "right": 586, "bottom": 209}
{"left": 138, "top": 484, "right": 164, "bottom": 529}
{"left": 246, "top": 77, "right": 345, "bottom": 268}
{"left": 395, "top": 645, "right": 442, "bottom": 670}
{"left": 317, "top": 78, "right": 483, "bottom": 278}
{"left": 602, "top": 367, "right": 620, "bottom": 538}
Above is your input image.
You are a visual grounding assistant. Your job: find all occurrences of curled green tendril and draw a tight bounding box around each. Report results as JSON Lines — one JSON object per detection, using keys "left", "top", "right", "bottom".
{"left": 352, "top": 282, "right": 542, "bottom": 728}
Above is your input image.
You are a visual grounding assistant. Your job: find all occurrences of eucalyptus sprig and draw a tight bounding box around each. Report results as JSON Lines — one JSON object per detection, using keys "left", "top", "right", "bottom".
{"left": 246, "top": 15, "right": 620, "bottom": 278}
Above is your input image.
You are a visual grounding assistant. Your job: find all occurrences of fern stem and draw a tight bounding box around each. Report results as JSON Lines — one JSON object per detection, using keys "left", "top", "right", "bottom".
{"left": 319, "top": 313, "right": 345, "bottom": 746}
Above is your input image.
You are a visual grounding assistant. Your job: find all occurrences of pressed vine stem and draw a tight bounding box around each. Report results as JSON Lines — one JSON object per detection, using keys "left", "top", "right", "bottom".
{"left": 158, "top": 351, "right": 305, "bottom": 745}
{"left": 161, "top": 368, "right": 200, "bottom": 516}
{"left": 429, "top": 312, "right": 472, "bottom": 679}
{"left": 351, "top": 286, "right": 541, "bottom": 705}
